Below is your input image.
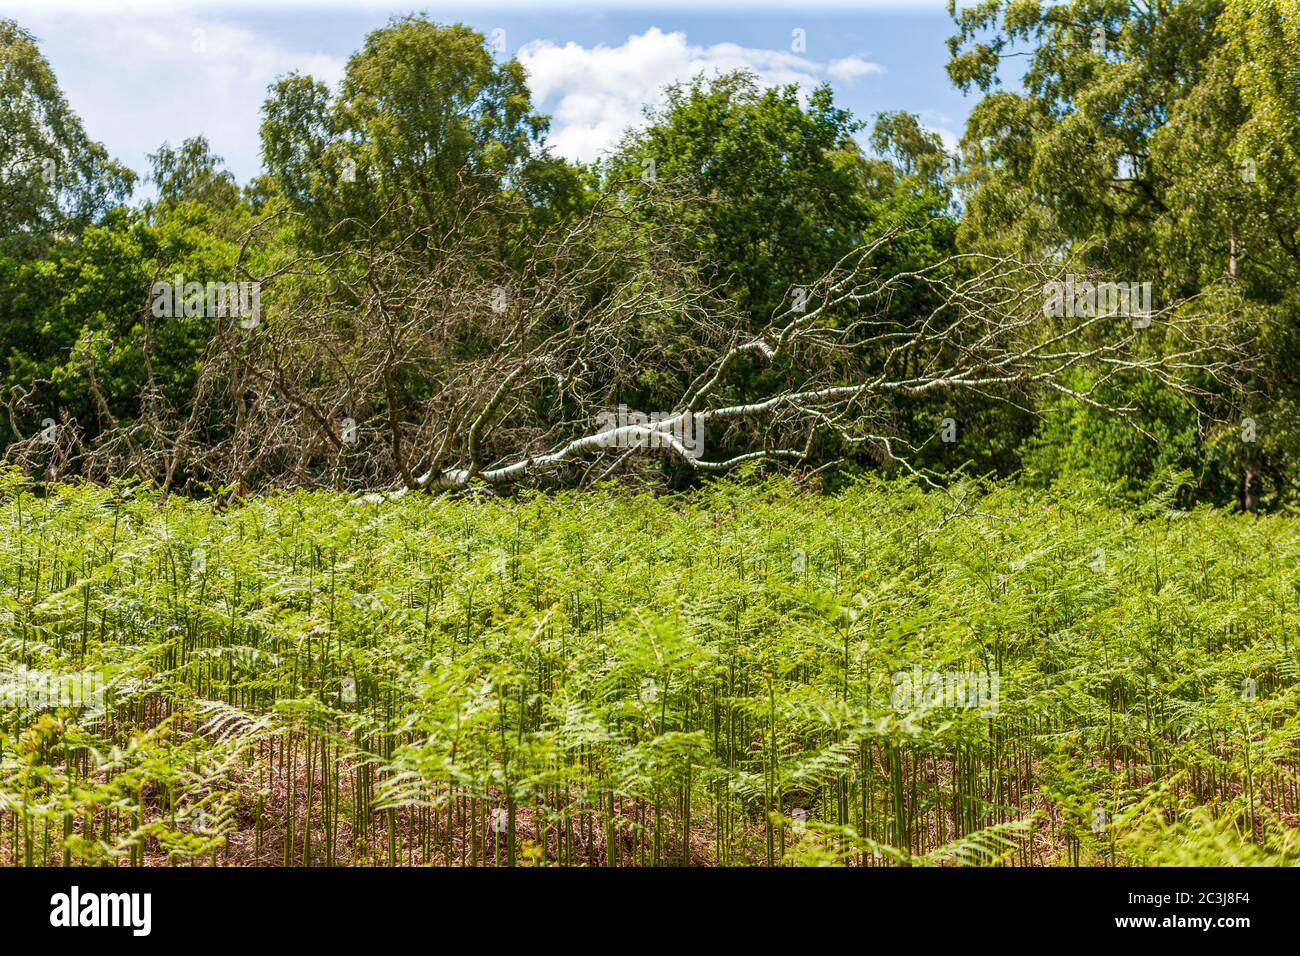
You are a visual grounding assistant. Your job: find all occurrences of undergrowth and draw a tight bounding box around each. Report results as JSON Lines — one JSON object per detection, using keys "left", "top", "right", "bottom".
{"left": 2, "top": 470, "right": 1298, "bottom": 866}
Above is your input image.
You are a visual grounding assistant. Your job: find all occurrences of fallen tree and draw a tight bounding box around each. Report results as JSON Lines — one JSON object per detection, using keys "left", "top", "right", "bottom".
{"left": 6, "top": 182, "right": 1247, "bottom": 498}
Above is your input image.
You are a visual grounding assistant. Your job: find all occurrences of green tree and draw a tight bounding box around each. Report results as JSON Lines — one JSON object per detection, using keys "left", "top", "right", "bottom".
{"left": 148, "top": 136, "right": 241, "bottom": 216}
{"left": 870, "top": 110, "right": 950, "bottom": 185}
{"left": 260, "top": 16, "right": 584, "bottom": 252}
{"left": 0, "top": 19, "right": 134, "bottom": 252}
{"left": 609, "top": 73, "right": 875, "bottom": 331}
{"left": 947, "top": 0, "right": 1298, "bottom": 507}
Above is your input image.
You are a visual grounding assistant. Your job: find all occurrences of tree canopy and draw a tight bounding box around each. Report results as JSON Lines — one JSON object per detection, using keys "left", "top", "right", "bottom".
{"left": 0, "top": 10, "right": 1287, "bottom": 507}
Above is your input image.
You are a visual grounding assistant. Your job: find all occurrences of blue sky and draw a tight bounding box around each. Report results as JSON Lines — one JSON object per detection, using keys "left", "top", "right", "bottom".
{"left": 7, "top": 1, "right": 983, "bottom": 194}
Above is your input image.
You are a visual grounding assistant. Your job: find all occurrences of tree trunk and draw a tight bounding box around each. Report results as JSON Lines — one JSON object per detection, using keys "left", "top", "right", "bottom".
{"left": 1240, "top": 463, "right": 1258, "bottom": 512}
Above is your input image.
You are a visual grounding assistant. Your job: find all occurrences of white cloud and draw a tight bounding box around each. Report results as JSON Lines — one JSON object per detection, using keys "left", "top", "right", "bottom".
{"left": 827, "top": 56, "right": 886, "bottom": 81}
{"left": 13, "top": 6, "right": 345, "bottom": 192}
{"left": 518, "top": 28, "right": 885, "bottom": 163}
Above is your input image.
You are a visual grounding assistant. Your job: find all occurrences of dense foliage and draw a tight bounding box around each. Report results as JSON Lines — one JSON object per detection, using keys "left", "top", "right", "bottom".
{"left": 0, "top": 6, "right": 1295, "bottom": 870}
{"left": 1, "top": 8, "right": 1290, "bottom": 506}
{"left": 1, "top": 473, "right": 1297, "bottom": 866}
{"left": 948, "top": 0, "right": 1300, "bottom": 508}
